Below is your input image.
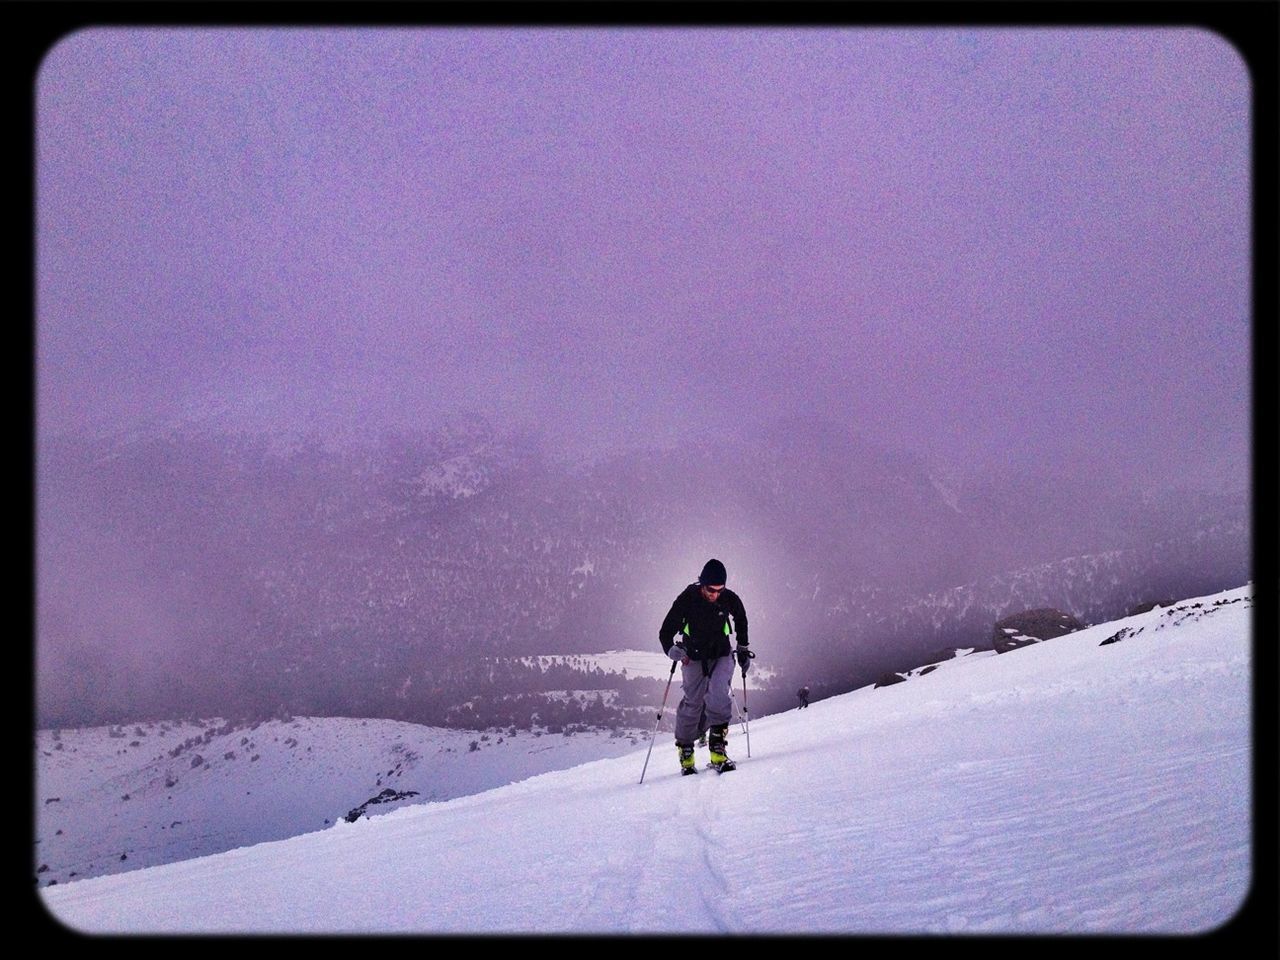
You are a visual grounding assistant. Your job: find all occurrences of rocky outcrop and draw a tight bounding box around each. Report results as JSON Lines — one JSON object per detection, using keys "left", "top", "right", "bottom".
{"left": 1104, "top": 592, "right": 1250, "bottom": 646}
{"left": 1125, "top": 598, "right": 1177, "bottom": 617}
{"left": 873, "top": 672, "right": 907, "bottom": 688}
{"left": 343, "top": 788, "right": 420, "bottom": 823}
{"left": 991, "top": 609, "right": 1083, "bottom": 654}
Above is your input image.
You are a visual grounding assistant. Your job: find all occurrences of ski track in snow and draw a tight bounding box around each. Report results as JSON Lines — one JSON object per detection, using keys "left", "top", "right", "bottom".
{"left": 39, "top": 586, "right": 1253, "bottom": 935}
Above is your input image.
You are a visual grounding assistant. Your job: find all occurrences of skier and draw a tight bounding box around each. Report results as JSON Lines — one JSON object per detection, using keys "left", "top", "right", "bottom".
{"left": 797, "top": 685, "right": 810, "bottom": 709}
{"left": 659, "top": 558, "right": 751, "bottom": 774}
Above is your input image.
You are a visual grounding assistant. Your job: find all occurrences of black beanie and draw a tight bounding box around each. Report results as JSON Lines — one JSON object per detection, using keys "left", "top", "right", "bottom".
{"left": 698, "top": 558, "right": 727, "bottom": 586}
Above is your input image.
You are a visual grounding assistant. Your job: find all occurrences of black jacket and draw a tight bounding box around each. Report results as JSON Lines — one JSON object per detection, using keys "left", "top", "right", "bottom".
{"left": 659, "top": 583, "right": 749, "bottom": 661}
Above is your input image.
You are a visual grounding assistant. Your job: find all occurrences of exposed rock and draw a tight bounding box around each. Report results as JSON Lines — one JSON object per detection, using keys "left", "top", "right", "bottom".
{"left": 343, "top": 787, "right": 421, "bottom": 823}
{"left": 921, "top": 644, "right": 992, "bottom": 663}
{"left": 873, "top": 672, "right": 907, "bottom": 688}
{"left": 1101, "top": 626, "right": 1143, "bottom": 646}
{"left": 1105, "top": 593, "right": 1250, "bottom": 644}
{"left": 992, "top": 608, "right": 1083, "bottom": 654}
{"left": 1126, "top": 598, "right": 1176, "bottom": 617}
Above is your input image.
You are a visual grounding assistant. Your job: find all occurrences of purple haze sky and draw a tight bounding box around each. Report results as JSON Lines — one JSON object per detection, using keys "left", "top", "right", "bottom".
{"left": 36, "top": 27, "right": 1250, "bottom": 488}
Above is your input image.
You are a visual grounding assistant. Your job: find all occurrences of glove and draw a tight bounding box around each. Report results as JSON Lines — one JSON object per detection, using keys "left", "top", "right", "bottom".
{"left": 736, "top": 647, "right": 754, "bottom": 672}
{"left": 667, "top": 642, "right": 688, "bottom": 663}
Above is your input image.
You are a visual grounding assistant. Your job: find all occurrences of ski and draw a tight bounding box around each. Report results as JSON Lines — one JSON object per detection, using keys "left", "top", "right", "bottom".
{"left": 705, "top": 760, "right": 737, "bottom": 774}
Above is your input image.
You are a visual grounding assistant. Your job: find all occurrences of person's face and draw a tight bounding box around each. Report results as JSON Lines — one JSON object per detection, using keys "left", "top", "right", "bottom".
{"left": 700, "top": 583, "right": 725, "bottom": 602}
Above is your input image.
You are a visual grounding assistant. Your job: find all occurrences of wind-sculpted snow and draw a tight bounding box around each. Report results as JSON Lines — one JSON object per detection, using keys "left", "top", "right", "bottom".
{"left": 40, "top": 586, "right": 1252, "bottom": 934}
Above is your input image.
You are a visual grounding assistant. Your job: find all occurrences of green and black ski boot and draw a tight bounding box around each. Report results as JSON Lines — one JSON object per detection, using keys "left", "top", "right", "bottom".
{"left": 678, "top": 743, "right": 698, "bottom": 776}
{"left": 707, "top": 724, "right": 736, "bottom": 773}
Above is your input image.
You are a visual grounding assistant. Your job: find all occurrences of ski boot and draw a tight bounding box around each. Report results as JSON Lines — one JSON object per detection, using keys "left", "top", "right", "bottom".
{"left": 707, "top": 724, "right": 736, "bottom": 773}
{"left": 677, "top": 742, "right": 698, "bottom": 776}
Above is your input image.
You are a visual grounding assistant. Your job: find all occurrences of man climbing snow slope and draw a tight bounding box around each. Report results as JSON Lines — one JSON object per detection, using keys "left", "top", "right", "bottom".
{"left": 658, "top": 558, "right": 752, "bottom": 774}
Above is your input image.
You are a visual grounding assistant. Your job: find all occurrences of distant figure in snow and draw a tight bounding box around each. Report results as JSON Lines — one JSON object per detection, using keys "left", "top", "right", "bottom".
{"left": 797, "top": 686, "right": 810, "bottom": 709}
{"left": 659, "top": 559, "right": 751, "bottom": 774}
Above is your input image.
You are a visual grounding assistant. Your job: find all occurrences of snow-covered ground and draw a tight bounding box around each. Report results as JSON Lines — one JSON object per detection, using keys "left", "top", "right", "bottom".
{"left": 35, "top": 718, "right": 648, "bottom": 887}
{"left": 39, "top": 586, "right": 1253, "bottom": 934}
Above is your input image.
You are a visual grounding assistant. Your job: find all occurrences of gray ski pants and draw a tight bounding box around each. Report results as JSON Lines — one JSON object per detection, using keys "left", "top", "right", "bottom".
{"left": 673, "top": 654, "right": 735, "bottom": 744}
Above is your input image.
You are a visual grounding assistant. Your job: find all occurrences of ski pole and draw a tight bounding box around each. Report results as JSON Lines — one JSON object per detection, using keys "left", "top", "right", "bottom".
{"left": 728, "top": 684, "right": 748, "bottom": 739}
{"left": 739, "top": 649, "right": 755, "bottom": 758}
{"left": 640, "top": 660, "right": 679, "bottom": 784}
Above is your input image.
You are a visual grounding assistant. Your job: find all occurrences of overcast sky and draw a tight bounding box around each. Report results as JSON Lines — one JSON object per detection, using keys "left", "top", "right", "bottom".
{"left": 36, "top": 27, "right": 1251, "bottom": 488}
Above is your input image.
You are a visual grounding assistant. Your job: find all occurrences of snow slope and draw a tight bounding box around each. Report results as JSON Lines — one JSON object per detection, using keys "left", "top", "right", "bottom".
{"left": 39, "top": 586, "right": 1253, "bottom": 935}
{"left": 35, "top": 719, "right": 648, "bottom": 886}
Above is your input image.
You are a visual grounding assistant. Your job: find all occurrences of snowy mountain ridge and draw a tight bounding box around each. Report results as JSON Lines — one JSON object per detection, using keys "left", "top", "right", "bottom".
{"left": 38, "top": 584, "right": 1254, "bottom": 935}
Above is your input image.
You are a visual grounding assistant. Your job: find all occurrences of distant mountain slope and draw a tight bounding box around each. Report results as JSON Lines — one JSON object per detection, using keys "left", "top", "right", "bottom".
{"left": 35, "top": 718, "right": 646, "bottom": 888}
{"left": 36, "top": 414, "right": 1248, "bottom": 727}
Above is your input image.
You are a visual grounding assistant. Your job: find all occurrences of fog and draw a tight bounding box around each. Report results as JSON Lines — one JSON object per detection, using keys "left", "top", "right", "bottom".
{"left": 34, "top": 27, "right": 1251, "bottom": 727}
